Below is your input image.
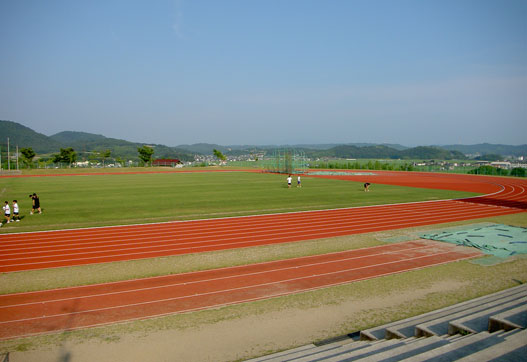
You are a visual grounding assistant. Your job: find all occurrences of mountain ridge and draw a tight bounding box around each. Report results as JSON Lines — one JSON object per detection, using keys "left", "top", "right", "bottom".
{"left": 0, "top": 120, "right": 195, "bottom": 161}
{"left": 1, "top": 120, "right": 525, "bottom": 160}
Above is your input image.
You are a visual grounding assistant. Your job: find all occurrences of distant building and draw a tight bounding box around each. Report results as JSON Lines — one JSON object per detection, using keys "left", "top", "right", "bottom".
{"left": 152, "top": 158, "right": 181, "bottom": 167}
{"left": 474, "top": 161, "right": 490, "bottom": 166}
{"left": 490, "top": 161, "right": 511, "bottom": 169}
{"left": 74, "top": 161, "right": 90, "bottom": 167}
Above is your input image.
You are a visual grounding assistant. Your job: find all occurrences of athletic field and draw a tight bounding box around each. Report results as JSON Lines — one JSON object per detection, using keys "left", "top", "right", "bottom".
{"left": 0, "top": 169, "right": 526, "bottom": 362}
{"left": 0, "top": 169, "right": 479, "bottom": 233}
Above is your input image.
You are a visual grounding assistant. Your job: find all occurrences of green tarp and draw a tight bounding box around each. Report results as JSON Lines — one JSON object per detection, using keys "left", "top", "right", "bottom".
{"left": 421, "top": 224, "right": 527, "bottom": 258}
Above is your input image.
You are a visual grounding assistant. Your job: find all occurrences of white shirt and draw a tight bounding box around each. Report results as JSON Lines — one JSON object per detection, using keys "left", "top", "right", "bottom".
{"left": 13, "top": 203, "right": 19, "bottom": 213}
{"left": 287, "top": 177, "right": 292, "bottom": 183}
{"left": 3, "top": 204, "right": 10, "bottom": 214}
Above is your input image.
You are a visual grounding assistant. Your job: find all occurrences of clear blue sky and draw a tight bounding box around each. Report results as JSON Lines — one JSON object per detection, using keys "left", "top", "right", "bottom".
{"left": 1, "top": 0, "right": 526, "bottom": 146}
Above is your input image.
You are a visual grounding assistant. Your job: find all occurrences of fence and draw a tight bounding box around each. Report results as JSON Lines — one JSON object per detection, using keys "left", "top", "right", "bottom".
{"left": 260, "top": 149, "right": 308, "bottom": 174}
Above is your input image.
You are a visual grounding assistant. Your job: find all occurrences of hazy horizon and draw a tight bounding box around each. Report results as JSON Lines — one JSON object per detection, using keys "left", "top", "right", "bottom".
{"left": 3, "top": 119, "right": 526, "bottom": 149}
{"left": 1, "top": 1, "right": 526, "bottom": 146}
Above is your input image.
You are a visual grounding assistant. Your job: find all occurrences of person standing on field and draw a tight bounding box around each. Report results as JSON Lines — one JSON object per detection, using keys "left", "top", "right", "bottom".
{"left": 12, "top": 200, "right": 20, "bottom": 222}
{"left": 287, "top": 175, "right": 292, "bottom": 188}
{"left": 30, "top": 193, "right": 42, "bottom": 214}
{"left": 297, "top": 175, "right": 301, "bottom": 187}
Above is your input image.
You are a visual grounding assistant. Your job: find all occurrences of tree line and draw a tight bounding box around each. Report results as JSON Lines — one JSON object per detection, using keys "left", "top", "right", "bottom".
{"left": 3, "top": 146, "right": 157, "bottom": 168}
{"left": 468, "top": 165, "right": 526, "bottom": 177}
{"left": 3, "top": 146, "right": 526, "bottom": 178}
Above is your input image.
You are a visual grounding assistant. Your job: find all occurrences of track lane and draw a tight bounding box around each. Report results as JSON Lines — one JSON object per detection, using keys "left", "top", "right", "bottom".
{"left": 0, "top": 240, "right": 481, "bottom": 340}
{"left": 0, "top": 200, "right": 510, "bottom": 254}
{"left": 0, "top": 201, "right": 517, "bottom": 272}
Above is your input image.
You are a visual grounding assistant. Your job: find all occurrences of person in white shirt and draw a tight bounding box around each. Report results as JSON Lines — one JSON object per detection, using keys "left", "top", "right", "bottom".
{"left": 12, "top": 200, "right": 20, "bottom": 222}
{"left": 297, "top": 176, "right": 301, "bottom": 188}
{"left": 3, "top": 201, "right": 11, "bottom": 224}
{"left": 287, "top": 175, "right": 292, "bottom": 188}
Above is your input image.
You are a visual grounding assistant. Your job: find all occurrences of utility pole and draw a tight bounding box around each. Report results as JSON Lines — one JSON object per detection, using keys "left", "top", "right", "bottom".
{"left": 7, "top": 137, "right": 10, "bottom": 171}
{"left": 16, "top": 144, "right": 19, "bottom": 170}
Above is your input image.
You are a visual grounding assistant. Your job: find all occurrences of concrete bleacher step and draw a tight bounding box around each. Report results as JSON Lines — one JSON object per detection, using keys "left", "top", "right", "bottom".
{"left": 245, "top": 285, "right": 526, "bottom": 362}
{"left": 496, "top": 327, "right": 524, "bottom": 338}
{"left": 448, "top": 298, "right": 526, "bottom": 335}
{"left": 455, "top": 329, "right": 527, "bottom": 361}
{"left": 351, "top": 336, "right": 450, "bottom": 362}
{"left": 283, "top": 342, "right": 370, "bottom": 362}
{"left": 360, "top": 284, "right": 527, "bottom": 341}
{"left": 414, "top": 287, "right": 527, "bottom": 337}
{"left": 294, "top": 339, "right": 406, "bottom": 362}
{"left": 445, "top": 333, "right": 468, "bottom": 341}
{"left": 243, "top": 344, "right": 317, "bottom": 362}
{"left": 245, "top": 329, "right": 526, "bottom": 362}
{"left": 397, "top": 330, "right": 520, "bottom": 362}
{"left": 488, "top": 303, "right": 527, "bottom": 332}
{"left": 245, "top": 339, "right": 375, "bottom": 362}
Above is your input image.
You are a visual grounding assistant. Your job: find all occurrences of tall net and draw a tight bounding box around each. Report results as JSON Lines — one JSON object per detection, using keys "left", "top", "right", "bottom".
{"left": 264, "top": 148, "right": 307, "bottom": 174}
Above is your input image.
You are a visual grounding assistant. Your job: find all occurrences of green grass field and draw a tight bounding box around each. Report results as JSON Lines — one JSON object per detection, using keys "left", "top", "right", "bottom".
{"left": 0, "top": 170, "right": 479, "bottom": 233}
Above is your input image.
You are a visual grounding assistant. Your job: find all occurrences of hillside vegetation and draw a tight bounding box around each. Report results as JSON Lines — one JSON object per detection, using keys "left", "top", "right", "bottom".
{"left": 1, "top": 120, "right": 525, "bottom": 162}
{"left": 311, "top": 145, "right": 465, "bottom": 160}
{"left": 0, "top": 120, "right": 63, "bottom": 153}
{"left": 0, "top": 120, "right": 195, "bottom": 162}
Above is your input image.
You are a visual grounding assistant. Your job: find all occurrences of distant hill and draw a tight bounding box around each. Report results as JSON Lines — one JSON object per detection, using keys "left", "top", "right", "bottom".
{"left": 50, "top": 131, "right": 107, "bottom": 144}
{"left": 176, "top": 142, "right": 409, "bottom": 154}
{"left": 0, "top": 121, "right": 195, "bottom": 161}
{"left": 399, "top": 146, "right": 465, "bottom": 160}
{"left": 49, "top": 131, "right": 195, "bottom": 162}
{"left": 315, "top": 145, "right": 465, "bottom": 160}
{"left": 344, "top": 143, "right": 408, "bottom": 151}
{"left": 438, "top": 143, "right": 527, "bottom": 157}
{"left": 2, "top": 120, "right": 524, "bottom": 161}
{"left": 176, "top": 143, "right": 230, "bottom": 155}
{"left": 0, "top": 120, "right": 62, "bottom": 153}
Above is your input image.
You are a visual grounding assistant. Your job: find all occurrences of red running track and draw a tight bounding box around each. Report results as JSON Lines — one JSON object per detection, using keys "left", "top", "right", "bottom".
{"left": 0, "top": 240, "right": 481, "bottom": 339}
{"left": 0, "top": 172, "right": 525, "bottom": 273}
